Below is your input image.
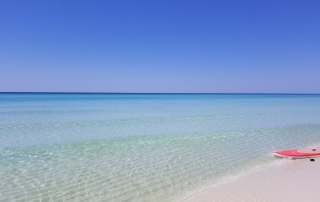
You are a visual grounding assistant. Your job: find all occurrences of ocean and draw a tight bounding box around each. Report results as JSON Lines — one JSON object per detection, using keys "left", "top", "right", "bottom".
{"left": 1, "top": 93, "right": 320, "bottom": 202}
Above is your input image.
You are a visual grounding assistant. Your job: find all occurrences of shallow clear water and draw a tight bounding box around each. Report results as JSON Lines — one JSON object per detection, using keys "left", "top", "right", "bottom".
{"left": 1, "top": 94, "right": 320, "bottom": 201}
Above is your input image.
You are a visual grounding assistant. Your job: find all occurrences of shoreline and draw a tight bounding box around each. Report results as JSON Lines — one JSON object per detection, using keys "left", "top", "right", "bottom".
{"left": 179, "top": 157, "right": 320, "bottom": 202}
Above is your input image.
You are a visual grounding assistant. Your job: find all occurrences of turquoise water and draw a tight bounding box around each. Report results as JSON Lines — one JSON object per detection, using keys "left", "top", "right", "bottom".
{"left": 1, "top": 93, "right": 320, "bottom": 201}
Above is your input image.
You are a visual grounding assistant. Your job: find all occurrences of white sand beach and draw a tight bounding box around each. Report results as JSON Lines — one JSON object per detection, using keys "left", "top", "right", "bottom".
{"left": 182, "top": 158, "right": 320, "bottom": 202}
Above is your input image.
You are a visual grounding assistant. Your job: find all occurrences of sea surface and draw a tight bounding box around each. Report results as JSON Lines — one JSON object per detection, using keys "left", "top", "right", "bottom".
{"left": 1, "top": 93, "right": 320, "bottom": 202}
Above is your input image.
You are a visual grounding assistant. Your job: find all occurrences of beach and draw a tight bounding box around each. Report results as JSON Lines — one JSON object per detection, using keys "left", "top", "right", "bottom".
{"left": 181, "top": 158, "right": 320, "bottom": 202}
{"left": 1, "top": 93, "right": 320, "bottom": 201}
{"left": 2, "top": 0, "right": 319, "bottom": 201}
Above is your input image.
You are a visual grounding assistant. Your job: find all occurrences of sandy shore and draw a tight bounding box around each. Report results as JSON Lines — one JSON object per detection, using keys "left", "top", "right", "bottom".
{"left": 181, "top": 158, "right": 320, "bottom": 202}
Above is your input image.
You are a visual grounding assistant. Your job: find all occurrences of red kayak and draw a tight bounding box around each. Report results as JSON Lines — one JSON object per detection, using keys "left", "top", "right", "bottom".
{"left": 273, "top": 147, "right": 320, "bottom": 159}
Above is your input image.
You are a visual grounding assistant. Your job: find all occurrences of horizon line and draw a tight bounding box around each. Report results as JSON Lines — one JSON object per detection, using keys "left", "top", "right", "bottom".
{"left": 1, "top": 92, "right": 320, "bottom": 95}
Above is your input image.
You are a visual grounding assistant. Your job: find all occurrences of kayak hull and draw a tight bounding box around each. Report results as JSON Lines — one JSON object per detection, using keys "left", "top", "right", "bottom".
{"left": 273, "top": 148, "right": 320, "bottom": 159}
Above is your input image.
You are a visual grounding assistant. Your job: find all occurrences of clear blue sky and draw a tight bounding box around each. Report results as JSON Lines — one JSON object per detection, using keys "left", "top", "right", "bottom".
{"left": 1, "top": 0, "right": 319, "bottom": 93}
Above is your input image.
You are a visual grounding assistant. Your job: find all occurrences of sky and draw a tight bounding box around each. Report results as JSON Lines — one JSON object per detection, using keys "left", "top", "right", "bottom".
{"left": 1, "top": 0, "right": 319, "bottom": 93}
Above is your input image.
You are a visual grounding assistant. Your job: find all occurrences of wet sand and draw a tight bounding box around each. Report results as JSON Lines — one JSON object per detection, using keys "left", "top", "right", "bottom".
{"left": 181, "top": 158, "right": 320, "bottom": 202}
